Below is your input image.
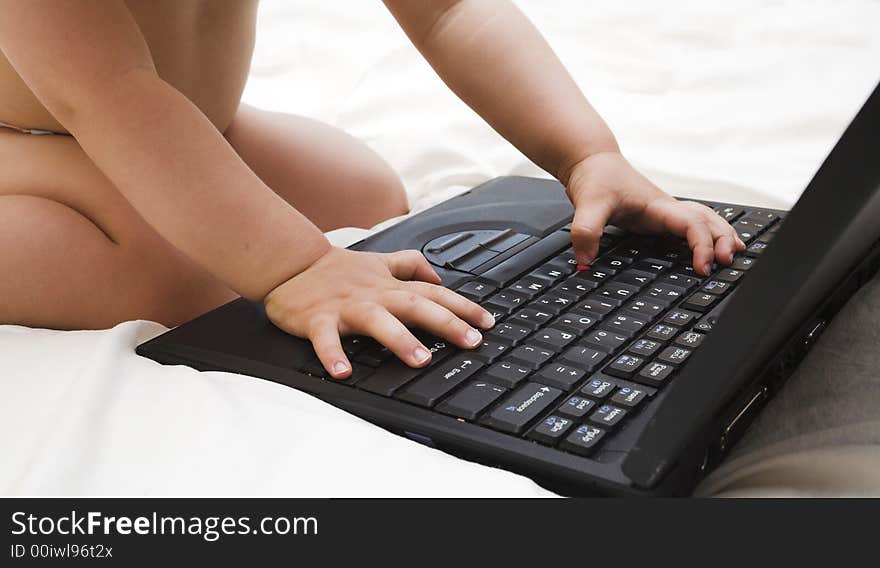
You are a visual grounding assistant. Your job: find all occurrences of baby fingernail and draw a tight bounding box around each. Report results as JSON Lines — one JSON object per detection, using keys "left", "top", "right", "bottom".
{"left": 413, "top": 346, "right": 431, "bottom": 364}
{"left": 333, "top": 361, "right": 349, "bottom": 376}
{"left": 465, "top": 328, "right": 482, "bottom": 346}
{"left": 481, "top": 313, "right": 496, "bottom": 329}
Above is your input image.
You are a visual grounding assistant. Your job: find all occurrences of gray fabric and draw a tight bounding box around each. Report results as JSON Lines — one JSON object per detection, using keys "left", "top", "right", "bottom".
{"left": 695, "top": 272, "right": 880, "bottom": 496}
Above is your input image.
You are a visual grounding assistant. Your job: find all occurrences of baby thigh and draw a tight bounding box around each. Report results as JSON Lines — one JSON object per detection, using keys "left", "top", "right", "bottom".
{"left": 0, "top": 131, "right": 235, "bottom": 329}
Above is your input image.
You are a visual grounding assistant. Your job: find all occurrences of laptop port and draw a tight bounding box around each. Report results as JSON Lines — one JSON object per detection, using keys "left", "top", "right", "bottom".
{"left": 719, "top": 386, "right": 768, "bottom": 454}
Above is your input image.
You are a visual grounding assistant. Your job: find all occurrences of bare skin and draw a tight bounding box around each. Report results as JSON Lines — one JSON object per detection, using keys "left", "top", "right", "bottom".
{"left": 0, "top": 0, "right": 742, "bottom": 378}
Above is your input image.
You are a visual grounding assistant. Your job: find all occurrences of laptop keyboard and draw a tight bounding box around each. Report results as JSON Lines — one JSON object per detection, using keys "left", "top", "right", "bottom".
{"left": 298, "top": 205, "right": 783, "bottom": 458}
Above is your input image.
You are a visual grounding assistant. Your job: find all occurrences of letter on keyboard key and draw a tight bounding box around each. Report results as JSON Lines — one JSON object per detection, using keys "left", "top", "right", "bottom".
{"left": 396, "top": 357, "right": 484, "bottom": 407}
{"left": 481, "top": 382, "right": 562, "bottom": 434}
{"left": 436, "top": 381, "right": 508, "bottom": 421}
{"left": 560, "top": 425, "right": 606, "bottom": 456}
{"left": 527, "top": 415, "right": 575, "bottom": 446}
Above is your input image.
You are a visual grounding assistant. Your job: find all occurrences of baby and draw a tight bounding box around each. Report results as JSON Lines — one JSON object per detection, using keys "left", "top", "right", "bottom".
{"left": 0, "top": 0, "right": 742, "bottom": 378}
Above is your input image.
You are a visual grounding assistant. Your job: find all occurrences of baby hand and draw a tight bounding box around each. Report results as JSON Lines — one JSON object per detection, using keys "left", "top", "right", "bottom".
{"left": 264, "top": 247, "right": 495, "bottom": 379}
{"left": 564, "top": 152, "right": 745, "bottom": 275}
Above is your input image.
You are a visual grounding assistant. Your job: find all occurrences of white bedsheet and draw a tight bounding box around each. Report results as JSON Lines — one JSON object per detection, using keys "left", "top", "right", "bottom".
{"left": 2, "top": 0, "right": 879, "bottom": 496}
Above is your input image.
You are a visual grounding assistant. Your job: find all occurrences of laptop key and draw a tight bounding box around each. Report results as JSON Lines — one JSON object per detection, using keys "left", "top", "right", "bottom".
{"left": 615, "top": 269, "right": 657, "bottom": 289}
{"left": 675, "top": 331, "right": 706, "bottom": 349}
{"left": 436, "top": 380, "right": 507, "bottom": 421}
{"left": 715, "top": 206, "right": 744, "bottom": 222}
{"left": 483, "top": 361, "right": 532, "bottom": 388}
{"left": 662, "top": 309, "right": 698, "bottom": 327}
{"left": 646, "top": 323, "right": 679, "bottom": 342}
{"left": 552, "top": 312, "right": 598, "bottom": 335}
{"left": 527, "top": 415, "right": 575, "bottom": 446}
{"left": 396, "top": 356, "right": 485, "bottom": 407}
{"left": 509, "top": 308, "right": 555, "bottom": 330}
{"left": 469, "top": 340, "right": 510, "bottom": 363}
{"left": 610, "top": 386, "right": 648, "bottom": 408}
{"left": 481, "top": 382, "right": 562, "bottom": 434}
{"left": 486, "top": 322, "right": 533, "bottom": 346}
{"left": 659, "top": 272, "right": 699, "bottom": 291}
{"left": 746, "top": 241, "right": 769, "bottom": 257}
{"left": 485, "top": 290, "right": 529, "bottom": 311}
{"left": 507, "top": 344, "right": 555, "bottom": 369}
{"left": 681, "top": 291, "right": 719, "bottom": 312}
{"left": 582, "top": 329, "right": 628, "bottom": 353}
{"left": 628, "top": 338, "right": 663, "bottom": 357}
{"left": 529, "top": 265, "right": 568, "bottom": 284}
{"left": 456, "top": 280, "right": 497, "bottom": 302}
{"left": 580, "top": 376, "right": 617, "bottom": 399}
{"left": 573, "top": 297, "right": 617, "bottom": 319}
{"left": 537, "top": 363, "right": 586, "bottom": 391}
{"left": 658, "top": 346, "right": 693, "bottom": 366}
{"left": 623, "top": 298, "right": 665, "bottom": 321}
{"left": 588, "top": 404, "right": 627, "bottom": 428}
{"left": 702, "top": 280, "right": 732, "bottom": 296}
{"left": 731, "top": 256, "right": 757, "bottom": 271}
{"left": 716, "top": 268, "right": 744, "bottom": 283}
{"left": 560, "top": 345, "right": 608, "bottom": 371}
{"left": 531, "top": 327, "right": 578, "bottom": 351}
{"left": 636, "top": 361, "right": 674, "bottom": 387}
{"left": 556, "top": 396, "right": 597, "bottom": 420}
{"left": 560, "top": 424, "right": 606, "bottom": 456}
{"left": 605, "top": 354, "right": 646, "bottom": 379}
{"left": 552, "top": 278, "right": 597, "bottom": 299}
{"left": 643, "top": 284, "right": 686, "bottom": 306}
{"left": 508, "top": 276, "right": 551, "bottom": 299}
{"left": 604, "top": 314, "right": 648, "bottom": 337}
{"left": 529, "top": 292, "right": 578, "bottom": 315}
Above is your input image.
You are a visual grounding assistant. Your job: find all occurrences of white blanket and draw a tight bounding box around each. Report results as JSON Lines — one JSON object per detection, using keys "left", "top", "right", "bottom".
{"left": 2, "top": 0, "right": 879, "bottom": 496}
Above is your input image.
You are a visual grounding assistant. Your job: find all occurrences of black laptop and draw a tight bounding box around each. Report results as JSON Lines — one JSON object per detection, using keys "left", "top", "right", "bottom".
{"left": 137, "top": 83, "right": 880, "bottom": 496}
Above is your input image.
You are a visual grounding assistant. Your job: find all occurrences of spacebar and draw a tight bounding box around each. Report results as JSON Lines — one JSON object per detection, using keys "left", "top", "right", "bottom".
{"left": 479, "top": 231, "right": 571, "bottom": 286}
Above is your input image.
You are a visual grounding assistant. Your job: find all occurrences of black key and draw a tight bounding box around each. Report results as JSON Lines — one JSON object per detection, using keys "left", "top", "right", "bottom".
{"left": 715, "top": 206, "right": 744, "bottom": 222}
{"left": 396, "top": 357, "right": 485, "bottom": 407}
{"left": 531, "top": 327, "right": 578, "bottom": 352}
{"left": 537, "top": 363, "right": 586, "bottom": 391}
{"left": 628, "top": 338, "right": 663, "bottom": 357}
{"left": 552, "top": 278, "right": 596, "bottom": 299}
{"left": 509, "top": 308, "right": 555, "bottom": 330}
{"left": 662, "top": 309, "right": 699, "bottom": 327}
{"left": 508, "top": 277, "right": 550, "bottom": 299}
{"left": 581, "top": 329, "right": 628, "bottom": 353}
{"left": 646, "top": 323, "right": 679, "bottom": 342}
{"left": 481, "top": 382, "right": 562, "bottom": 434}
{"left": 469, "top": 340, "right": 510, "bottom": 363}
{"left": 658, "top": 346, "right": 692, "bottom": 365}
{"left": 716, "top": 268, "right": 744, "bottom": 283}
{"left": 596, "top": 282, "right": 638, "bottom": 303}
{"left": 529, "top": 292, "right": 578, "bottom": 315}
{"left": 605, "top": 353, "right": 646, "bottom": 379}
{"left": 637, "top": 361, "right": 674, "bottom": 386}
{"left": 604, "top": 314, "right": 648, "bottom": 338}
{"left": 507, "top": 344, "right": 555, "bottom": 369}
{"left": 560, "top": 345, "right": 607, "bottom": 371}
{"left": 615, "top": 269, "right": 656, "bottom": 289}
{"left": 632, "top": 260, "right": 670, "bottom": 275}
{"left": 456, "top": 280, "right": 497, "bottom": 302}
{"left": 528, "top": 264, "right": 568, "bottom": 284}
{"left": 623, "top": 298, "right": 665, "bottom": 321}
{"left": 436, "top": 380, "right": 507, "bottom": 421}
{"left": 482, "top": 303, "right": 511, "bottom": 320}
{"left": 588, "top": 404, "right": 628, "bottom": 428}
{"left": 610, "top": 386, "right": 648, "bottom": 408}
{"left": 593, "top": 255, "right": 631, "bottom": 273}
{"left": 345, "top": 363, "right": 375, "bottom": 385}
{"left": 485, "top": 290, "right": 529, "bottom": 311}
{"left": 545, "top": 254, "right": 578, "bottom": 276}
{"left": 681, "top": 291, "right": 719, "bottom": 312}
{"left": 354, "top": 345, "right": 392, "bottom": 367}
{"left": 580, "top": 376, "right": 617, "bottom": 399}
{"left": 301, "top": 357, "right": 327, "bottom": 378}
{"left": 643, "top": 284, "right": 687, "bottom": 306}
{"left": 746, "top": 241, "right": 769, "bottom": 257}
{"left": 573, "top": 297, "right": 617, "bottom": 319}
{"left": 359, "top": 361, "right": 426, "bottom": 397}
{"left": 676, "top": 330, "right": 706, "bottom": 348}
{"left": 732, "top": 219, "right": 764, "bottom": 243}
{"left": 731, "top": 256, "right": 757, "bottom": 271}
{"left": 448, "top": 245, "right": 497, "bottom": 271}
{"left": 659, "top": 272, "right": 699, "bottom": 291}
{"left": 702, "top": 280, "right": 732, "bottom": 296}
{"left": 483, "top": 361, "right": 532, "bottom": 388}
{"left": 552, "top": 312, "right": 598, "bottom": 335}
{"left": 478, "top": 229, "right": 531, "bottom": 253}
{"left": 556, "top": 396, "right": 596, "bottom": 420}
{"left": 572, "top": 268, "right": 615, "bottom": 285}
{"left": 527, "top": 415, "right": 575, "bottom": 445}
{"left": 486, "top": 322, "right": 533, "bottom": 346}
{"left": 744, "top": 209, "right": 779, "bottom": 224}
{"left": 757, "top": 231, "right": 775, "bottom": 244}
{"left": 560, "top": 424, "right": 606, "bottom": 456}
{"left": 480, "top": 231, "right": 569, "bottom": 286}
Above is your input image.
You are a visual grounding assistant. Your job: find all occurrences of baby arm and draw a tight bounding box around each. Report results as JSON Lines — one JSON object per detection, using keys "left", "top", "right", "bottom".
{"left": 385, "top": 0, "right": 744, "bottom": 273}
{"left": 0, "top": 0, "right": 494, "bottom": 376}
